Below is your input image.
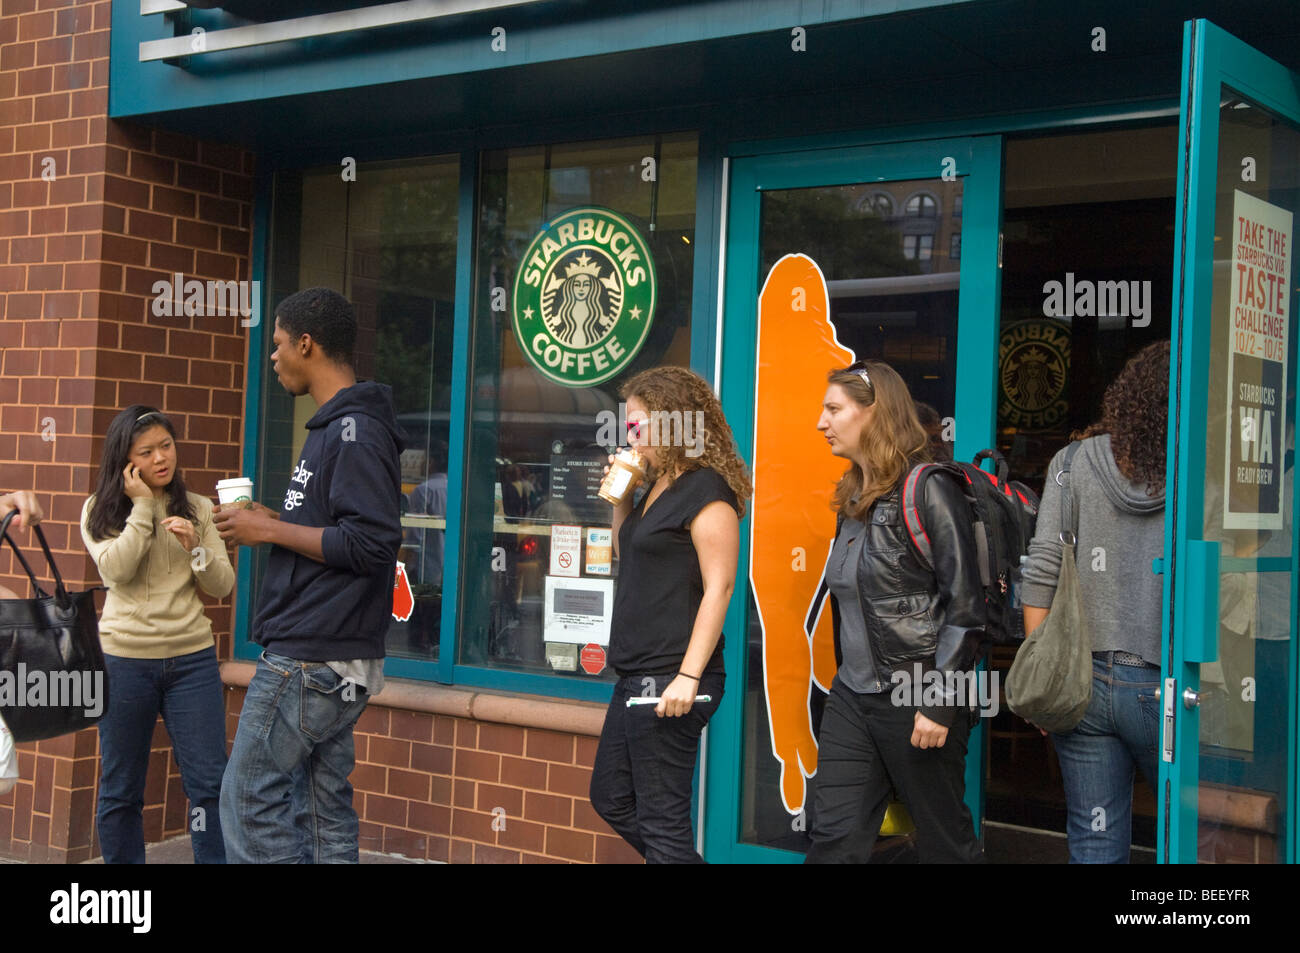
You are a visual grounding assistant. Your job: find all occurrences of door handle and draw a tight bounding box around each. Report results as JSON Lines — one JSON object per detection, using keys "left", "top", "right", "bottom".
{"left": 1183, "top": 688, "right": 1200, "bottom": 710}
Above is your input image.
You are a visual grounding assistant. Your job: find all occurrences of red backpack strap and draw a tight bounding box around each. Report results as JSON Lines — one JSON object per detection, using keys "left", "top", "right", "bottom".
{"left": 901, "top": 463, "right": 935, "bottom": 569}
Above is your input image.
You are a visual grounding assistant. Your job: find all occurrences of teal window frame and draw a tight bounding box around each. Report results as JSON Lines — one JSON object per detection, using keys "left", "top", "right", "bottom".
{"left": 232, "top": 125, "right": 725, "bottom": 704}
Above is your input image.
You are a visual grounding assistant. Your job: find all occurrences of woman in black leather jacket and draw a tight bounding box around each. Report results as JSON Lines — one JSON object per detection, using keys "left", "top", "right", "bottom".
{"left": 805, "top": 360, "right": 986, "bottom": 863}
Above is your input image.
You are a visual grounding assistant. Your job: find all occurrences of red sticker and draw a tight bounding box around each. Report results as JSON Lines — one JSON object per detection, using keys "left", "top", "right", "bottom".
{"left": 579, "top": 643, "right": 606, "bottom": 676}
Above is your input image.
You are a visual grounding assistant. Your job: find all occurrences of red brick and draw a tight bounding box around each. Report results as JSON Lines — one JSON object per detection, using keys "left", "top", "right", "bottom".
{"left": 201, "top": 141, "right": 244, "bottom": 173}
{"left": 354, "top": 704, "right": 389, "bottom": 735}
{"left": 475, "top": 783, "right": 524, "bottom": 819}
{"left": 526, "top": 728, "right": 575, "bottom": 764}
{"left": 524, "top": 791, "right": 572, "bottom": 827}
{"left": 388, "top": 710, "right": 433, "bottom": 744}
{"left": 478, "top": 723, "right": 526, "bottom": 756}
{"left": 474, "top": 844, "right": 520, "bottom": 864}
{"left": 148, "top": 243, "right": 193, "bottom": 274}
{"left": 497, "top": 817, "right": 545, "bottom": 853}
{"left": 153, "top": 131, "right": 198, "bottom": 163}
{"left": 9, "top": 238, "right": 44, "bottom": 264}
{"left": 151, "top": 185, "right": 195, "bottom": 218}
{"left": 430, "top": 776, "right": 452, "bottom": 806}
{"left": 499, "top": 755, "right": 548, "bottom": 791}
{"left": 127, "top": 209, "right": 173, "bottom": 242}
{"left": 572, "top": 797, "right": 616, "bottom": 835}
{"left": 545, "top": 826, "right": 594, "bottom": 863}
{"left": 104, "top": 175, "right": 150, "bottom": 209}
{"left": 594, "top": 833, "right": 645, "bottom": 864}
{"left": 166, "top": 329, "right": 211, "bottom": 358}
{"left": 50, "top": 118, "right": 87, "bottom": 148}
{"left": 410, "top": 742, "right": 453, "bottom": 776}
{"left": 72, "top": 30, "right": 108, "bottom": 62}
{"left": 18, "top": 66, "right": 51, "bottom": 96}
{"left": 364, "top": 793, "right": 407, "bottom": 828}
{"left": 454, "top": 748, "right": 500, "bottom": 783}
{"left": 30, "top": 207, "right": 67, "bottom": 234}
{"left": 451, "top": 809, "right": 495, "bottom": 842}
{"left": 449, "top": 838, "right": 473, "bottom": 864}
{"left": 380, "top": 826, "right": 428, "bottom": 860}
{"left": 177, "top": 162, "right": 220, "bottom": 194}
{"left": 547, "top": 763, "right": 593, "bottom": 798}
{"left": 367, "top": 736, "right": 412, "bottom": 768}
{"left": 189, "top": 359, "right": 230, "bottom": 388}
{"left": 176, "top": 219, "right": 220, "bottom": 251}
{"left": 575, "top": 735, "right": 599, "bottom": 767}
{"left": 454, "top": 719, "right": 477, "bottom": 748}
{"left": 388, "top": 768, "right": 430, "bottom": 802}
{"left": 198, "top": 195, "right": 240, "bottom": 227}
{"left": 407, "top": 801, "right": 451, "bottom": 837}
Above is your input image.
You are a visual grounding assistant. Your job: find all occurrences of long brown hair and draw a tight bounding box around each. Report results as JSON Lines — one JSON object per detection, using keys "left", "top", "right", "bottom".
{"left": 1073, "top": 340, "right": 1170, "bottom": 495}
{"left": 829, "top": 361, "right": 930, "bottom": 520}
{"left": 620, "top": 366, "right": 753, "bottom": 518}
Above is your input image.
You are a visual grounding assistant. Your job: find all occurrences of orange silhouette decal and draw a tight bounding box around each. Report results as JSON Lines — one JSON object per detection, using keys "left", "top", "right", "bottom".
{"left": 751, "top": 254, "right": 854, "bottom": 814}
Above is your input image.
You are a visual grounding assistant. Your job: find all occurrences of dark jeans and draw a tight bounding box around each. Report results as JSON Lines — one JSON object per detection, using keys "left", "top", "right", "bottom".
{"left": 806, "top": 676, "right": 984, "bottom": 864}
{"left": 97, "top": 648, "right": 228, "bottom": 864}
{"left": 590, "top": 672, "right": 723, "bottom": 864}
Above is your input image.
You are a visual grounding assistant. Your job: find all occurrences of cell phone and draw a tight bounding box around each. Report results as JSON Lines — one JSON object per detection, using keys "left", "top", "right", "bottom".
{"left": 625, "top": 695, "right": 712, "bottom": 707}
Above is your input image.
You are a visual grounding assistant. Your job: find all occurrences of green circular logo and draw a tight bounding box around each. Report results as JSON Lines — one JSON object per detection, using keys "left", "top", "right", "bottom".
{"left": 512, "top": 207, "right": 656, "bottom": 387}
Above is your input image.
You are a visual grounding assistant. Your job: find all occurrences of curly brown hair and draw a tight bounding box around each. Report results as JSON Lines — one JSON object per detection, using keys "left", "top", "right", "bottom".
{"left": 1073, "top": 339, "right": 1170, "bottom": 495}
{"left": 828, "top": 360, "right": 931, "bottom": 519}
{"left": 620, "top": 366, "right": 753, "bottom": 518}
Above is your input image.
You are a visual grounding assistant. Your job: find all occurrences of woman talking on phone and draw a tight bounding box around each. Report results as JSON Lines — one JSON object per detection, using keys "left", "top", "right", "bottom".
{"left": 590, "top": 366, "right": 751, "bottom": 863}
{"left": 807, "top": 360, "right": 986, "bottom": 863}
{"left": 80, "top": 407, "right": 235, "bottom": 863}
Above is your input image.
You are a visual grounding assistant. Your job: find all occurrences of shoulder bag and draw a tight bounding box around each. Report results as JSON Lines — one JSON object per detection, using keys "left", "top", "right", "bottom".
{"left": 1004, "top": 442, "right": 1092, "bottom": 734}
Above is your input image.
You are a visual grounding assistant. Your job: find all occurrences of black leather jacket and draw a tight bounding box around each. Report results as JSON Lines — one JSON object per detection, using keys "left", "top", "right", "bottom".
{"left": 828, "top": 469, "right": 987, "bottom": 727}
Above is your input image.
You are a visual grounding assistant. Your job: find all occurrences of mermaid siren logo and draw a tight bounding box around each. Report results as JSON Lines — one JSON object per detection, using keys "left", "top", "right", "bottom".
{"left": 513, "top": 207, "right": 656, "bottom": 386}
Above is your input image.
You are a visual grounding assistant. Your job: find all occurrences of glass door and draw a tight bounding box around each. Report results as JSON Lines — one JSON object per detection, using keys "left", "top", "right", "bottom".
{"left": 1164, "top": 19, "right": 1299, "bottom": 863}
{"left": 706, "top": 137, "right": 1003, "bottom": 862}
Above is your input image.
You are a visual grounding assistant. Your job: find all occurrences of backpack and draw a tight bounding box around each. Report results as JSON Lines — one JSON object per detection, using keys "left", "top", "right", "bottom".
{"left": 900, "top": 449, "right": 1041, "bottom": 644}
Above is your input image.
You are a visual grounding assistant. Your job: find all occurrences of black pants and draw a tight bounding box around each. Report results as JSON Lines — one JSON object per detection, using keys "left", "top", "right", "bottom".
{"left": 805, "top": 677, "right": 985, "bottom": 864}
{"left": 589, "top": 672, "right": 724, "bottom": 864}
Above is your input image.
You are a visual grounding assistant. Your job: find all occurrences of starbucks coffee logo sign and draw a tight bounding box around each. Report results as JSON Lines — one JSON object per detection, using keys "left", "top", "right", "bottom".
{"left": 999, "top": 320, "right": 1069, "bottom": 431}
{"left": 513, "top": 207, "right": 656, "bottom": 386}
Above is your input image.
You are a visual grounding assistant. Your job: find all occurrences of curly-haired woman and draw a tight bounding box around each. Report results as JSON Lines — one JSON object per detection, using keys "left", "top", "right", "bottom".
{"left": 80, "top": 407, "right": 235, "bottom": 863}
{"left": 590, "top": 366, "right": 752, "bottom": 863}
{"left": 1020, "top": 340, "right": 1170, "bottom": 863}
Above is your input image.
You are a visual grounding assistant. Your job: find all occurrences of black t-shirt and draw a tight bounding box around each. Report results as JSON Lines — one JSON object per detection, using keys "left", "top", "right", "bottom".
{"left": 610, "top": 466, "right": 737, "bottom": 676}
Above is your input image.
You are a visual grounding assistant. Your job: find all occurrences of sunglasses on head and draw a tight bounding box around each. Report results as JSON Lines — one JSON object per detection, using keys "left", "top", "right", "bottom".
{"left": 846, "top": 361, "right": 873, "bottom": 391}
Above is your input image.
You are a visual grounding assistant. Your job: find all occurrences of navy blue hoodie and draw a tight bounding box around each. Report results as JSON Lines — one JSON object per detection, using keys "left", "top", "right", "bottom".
{"left": 253, "top": 381, "right": 405, "bottom": 660}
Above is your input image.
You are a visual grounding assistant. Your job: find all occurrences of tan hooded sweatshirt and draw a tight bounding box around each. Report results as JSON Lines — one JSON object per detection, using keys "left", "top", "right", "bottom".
{"left": 80, "top": 492, "right": 235, "bottom": 659}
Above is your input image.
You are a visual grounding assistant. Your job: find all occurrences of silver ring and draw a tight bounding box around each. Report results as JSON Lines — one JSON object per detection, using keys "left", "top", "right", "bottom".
{"left": 1059, "top": 530, "right": 1077, "bottom": 546}
{"left": 1055, "top": 470, "right": 1068, "bottom": 486}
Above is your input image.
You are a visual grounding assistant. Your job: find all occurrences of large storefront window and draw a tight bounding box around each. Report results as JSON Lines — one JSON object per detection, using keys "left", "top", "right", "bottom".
{"left": 262, "top": 156, "right": 460, "bottom": 662}
{"left": 460, "top": 134, "right": 698, "bottom": 680}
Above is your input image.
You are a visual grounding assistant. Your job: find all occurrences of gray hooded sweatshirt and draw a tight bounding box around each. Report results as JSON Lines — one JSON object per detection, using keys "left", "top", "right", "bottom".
{"left": 1020, "top": 434, "right": 1165, "bottom": 665}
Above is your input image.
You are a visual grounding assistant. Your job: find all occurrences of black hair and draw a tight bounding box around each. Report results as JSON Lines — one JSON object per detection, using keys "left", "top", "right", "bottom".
{"left": 86, "top": 407, "right": 196, "bottom": 541}
{"left": 275, "top": 287, "right": 357, "bottom": 366}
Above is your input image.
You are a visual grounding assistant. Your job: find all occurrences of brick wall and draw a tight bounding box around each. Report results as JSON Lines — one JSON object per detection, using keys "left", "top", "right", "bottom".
{"left": 0, "top": 0, "right": 255, "bottom": 862}
{"left": 226, "top": 685, "right": 643, "bottom": 864}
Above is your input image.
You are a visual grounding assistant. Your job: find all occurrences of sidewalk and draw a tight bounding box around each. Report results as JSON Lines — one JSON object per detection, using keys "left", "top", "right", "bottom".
{"left": 0, "top": 835, "right": 433, "bottom": 864}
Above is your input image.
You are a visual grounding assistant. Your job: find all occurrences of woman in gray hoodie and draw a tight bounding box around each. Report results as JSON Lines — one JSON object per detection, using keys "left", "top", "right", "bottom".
{"left": 1020, "top": 340, "right": 1170, "bottom": 863}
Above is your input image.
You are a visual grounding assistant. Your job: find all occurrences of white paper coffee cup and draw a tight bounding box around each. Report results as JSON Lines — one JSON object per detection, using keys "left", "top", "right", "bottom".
{"left": 216, "top": 478, "right": 254, "bottom": 507}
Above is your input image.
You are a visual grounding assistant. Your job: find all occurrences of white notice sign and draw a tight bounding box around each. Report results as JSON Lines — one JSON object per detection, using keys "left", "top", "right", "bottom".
{"left": 549, "top": 524, "right": 581, "bottom": 577}
{"left": 543, "top": 576, "right": 614, "bottom": 645}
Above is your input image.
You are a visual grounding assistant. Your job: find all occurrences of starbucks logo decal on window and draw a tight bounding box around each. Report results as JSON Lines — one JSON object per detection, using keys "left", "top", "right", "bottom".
{"left": 513, "top": 207, "right": 656, "bottom": 386}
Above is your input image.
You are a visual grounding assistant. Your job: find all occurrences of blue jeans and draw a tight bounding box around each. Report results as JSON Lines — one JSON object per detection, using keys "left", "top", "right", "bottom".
{"left": 96, "top": 649, "right": 228, "bottom": 864}
{"left": 219, "top": 651, "right": 369, "bottom": 863}
{"left": 590, "top": 672, "right": 723, "bottom": 863}
{"left": 1051, "top": 654, "right": 1160, "bottom": 863}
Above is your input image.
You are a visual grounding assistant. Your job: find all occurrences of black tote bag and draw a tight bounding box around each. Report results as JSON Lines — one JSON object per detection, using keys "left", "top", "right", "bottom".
{"left": 0, "top": 511, "right": 108, "bottom": 742}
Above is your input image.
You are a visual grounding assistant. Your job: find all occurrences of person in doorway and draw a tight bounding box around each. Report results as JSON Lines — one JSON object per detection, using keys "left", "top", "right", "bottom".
{"left": 81, "top": 408, "right": 235, "bottom": 864}
{"left": 1020, "top": 340, "right": 1170, "bottom": 863}
{"left": 806, "top": 360, "right": 986, "bottom": 863}
{"left": 215, "top": 287, "right": 404, "bottom": 863}
{"left": 590, "top": 366, "right": 751, "bottom": 863}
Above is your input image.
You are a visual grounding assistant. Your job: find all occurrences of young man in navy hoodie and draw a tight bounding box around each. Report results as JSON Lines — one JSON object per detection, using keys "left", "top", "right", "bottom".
{"left": 215, "top": 288, "right": 404, "bottom": 863}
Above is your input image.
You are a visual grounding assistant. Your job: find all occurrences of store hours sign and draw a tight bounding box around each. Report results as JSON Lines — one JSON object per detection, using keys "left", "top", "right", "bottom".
{"left": 1224, "top": 190, "right": 1291, "bottom": 530}
{"left": 512, "top": 207, "right": 657, "bottom": 387}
